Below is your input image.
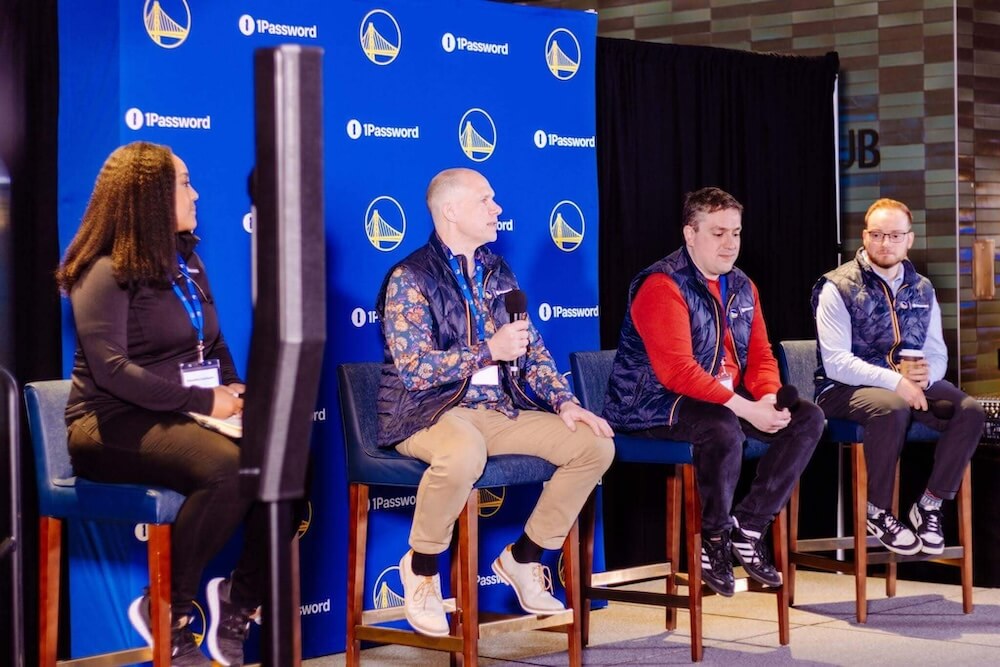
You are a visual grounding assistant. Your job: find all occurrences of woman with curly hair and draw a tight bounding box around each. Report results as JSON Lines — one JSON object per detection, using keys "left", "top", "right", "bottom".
{"left": 59, "top": 141, "right": 258, "bottom": 666}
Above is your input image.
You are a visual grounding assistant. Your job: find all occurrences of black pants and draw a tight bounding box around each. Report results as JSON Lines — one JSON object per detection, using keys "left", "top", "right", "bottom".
{"left": 68, "top": 410, "right": 265, "bottom": 616}
{"left": 636, "top": 396, "right": 824, "bottom": 534}
{"left": 817, "top": 380, "right": 985, "bottom": 509}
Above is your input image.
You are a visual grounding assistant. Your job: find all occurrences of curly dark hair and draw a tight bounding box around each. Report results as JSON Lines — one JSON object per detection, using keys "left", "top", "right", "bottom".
{"left": 681, "top": 187, "right": 744, "bottom": 229}
{"left": 56, "top": 141, "right": 179, "bottom": 292}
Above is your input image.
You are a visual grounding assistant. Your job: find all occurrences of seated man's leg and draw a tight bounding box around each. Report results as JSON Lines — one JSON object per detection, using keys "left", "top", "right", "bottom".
{"left": 641, "top": 400, "right": 747, "bottom": 596}
{"left": 476, "top": 408, "right": 614, "bottom": 613}
{"left": 908, "top": 381, "right": 985, "bottom": 554}
{"left": 394, "top": 407, "right": 489, "bottom": 635}
{"left": 817, "top": 385, "right": 921, "bottom": 554}
{"left": 731, "top": 400, "right": 824, "bottom": 586}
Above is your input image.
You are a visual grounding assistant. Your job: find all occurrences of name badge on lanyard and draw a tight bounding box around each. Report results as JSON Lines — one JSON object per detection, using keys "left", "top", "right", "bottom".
{"left": 173, "top": 254, "right": 220, "bottom": 387}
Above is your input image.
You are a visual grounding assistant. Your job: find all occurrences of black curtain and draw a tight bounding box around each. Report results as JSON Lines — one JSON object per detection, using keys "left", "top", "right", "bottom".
{"left": 595, "top": 38, "right": 840, "bottom": 568}
{"left": 1, "top": 0, "right": 61, "bottom": 663}
{"left": 596, "top": 37, "right": 840, "bottom": 349}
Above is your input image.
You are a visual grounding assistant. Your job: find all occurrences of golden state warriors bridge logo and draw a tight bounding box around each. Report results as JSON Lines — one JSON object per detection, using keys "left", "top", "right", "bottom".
{"left": 365, "top": 196, "right": 406, "bottom": 252}
{"left": 550, "top": 200, "right": 585, "bottom": 252}
{"left": 373, "top": 564, "right": 406, "bottom": 610}
{"left": 478, "top": 486, "right": 506, "bottom": 518}
{"left": 360, "top": 10, "right": 401, "bottom": 65}
{"left": 545, "top": 29, "right": 580, "bottom": 80}
{"left": 143, "top": 0, "right": 191, "bottom": 49}
{"left": 459, "top": 109, "right": 497, "bottom": 162}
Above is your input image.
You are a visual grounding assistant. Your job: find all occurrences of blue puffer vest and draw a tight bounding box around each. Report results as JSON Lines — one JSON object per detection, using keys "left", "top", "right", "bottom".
{"left": 376, "top": 234, "right": 546, "bottom": 447}
{"left": 811, "top": 248, "right": 934, "bottom": 397}
{"left": 603, "top": 247, "right": 755, "bottom": 431}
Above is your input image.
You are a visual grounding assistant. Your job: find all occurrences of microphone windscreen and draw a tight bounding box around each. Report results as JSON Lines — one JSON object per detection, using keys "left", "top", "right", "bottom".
{"left": 775, "top": 385, "right": 800, "bottom": 411}
{"left": 505, "top": 289, "right": 527, "bottom": 317}
{"left": 929, "top": 399, "right": 955, "bottom": 420}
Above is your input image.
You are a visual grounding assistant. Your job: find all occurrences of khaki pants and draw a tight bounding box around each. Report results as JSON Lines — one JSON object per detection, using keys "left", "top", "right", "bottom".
{"left": 396, "top": 406, "right": 614, "bottom": 554}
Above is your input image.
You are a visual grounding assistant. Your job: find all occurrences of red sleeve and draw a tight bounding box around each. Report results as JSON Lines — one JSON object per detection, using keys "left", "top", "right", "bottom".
{"left": 741, "top": 281, "right": 781, "bottom": 399}
{"left": 631, "top": 274, "right": 735, "bottom": 404}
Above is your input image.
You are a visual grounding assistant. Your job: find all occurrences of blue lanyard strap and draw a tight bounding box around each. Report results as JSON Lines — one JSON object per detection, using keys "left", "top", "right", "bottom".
{"left": 173, "top": 254, "right": 205, "bottom": 362}
{"left": 718, "top": 274, "right": 729, "bottom": 364}
{"left": 447, "top": 251, "right": 487, "bottom": 341}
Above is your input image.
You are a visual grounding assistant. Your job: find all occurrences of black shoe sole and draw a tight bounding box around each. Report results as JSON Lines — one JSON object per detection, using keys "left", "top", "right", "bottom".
{"left": 701, "top": 575, "right": 735, "bottom": 597}
{"left": 731, "top": 545, "right": 783, "bottom": 588}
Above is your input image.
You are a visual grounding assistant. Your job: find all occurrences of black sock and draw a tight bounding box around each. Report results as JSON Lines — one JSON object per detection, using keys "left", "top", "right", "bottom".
{"left": 511, "top": 533, "right": 544, "bottom": 564}
{"left": 410, "top": 551, "right": 438, "bottom": 576}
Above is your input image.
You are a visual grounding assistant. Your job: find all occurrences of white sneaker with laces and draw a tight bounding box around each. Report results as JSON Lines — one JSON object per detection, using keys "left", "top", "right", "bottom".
{"left": 491, "top": 544, "right": 565, "bottom": 615}
{"left": 399, "top": 550, "right": 449, "bottom": 637}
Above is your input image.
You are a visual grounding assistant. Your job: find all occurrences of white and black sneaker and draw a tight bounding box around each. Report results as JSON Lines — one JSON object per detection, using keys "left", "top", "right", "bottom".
{"left": 867, "top": 508, "right": 922, "bottom": 555}
{"left": 909, "top": 503, "right": 945, "bottom": 555}
{"left": 700, "top": 533, "right": 735, "bottom": 597}
{"left": 731, "top": 522, "right": 782, "bottom": 588}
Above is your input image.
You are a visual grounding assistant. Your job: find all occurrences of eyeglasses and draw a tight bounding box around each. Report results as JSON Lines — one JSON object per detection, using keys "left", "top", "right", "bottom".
{"left": 865, "top": 230, "right": 911, "bottom": 244}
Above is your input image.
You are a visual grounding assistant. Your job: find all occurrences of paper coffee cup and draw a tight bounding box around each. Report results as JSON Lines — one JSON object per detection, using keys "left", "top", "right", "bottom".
{"left": 899, "top": 349, "right": 924, "bottom": 362}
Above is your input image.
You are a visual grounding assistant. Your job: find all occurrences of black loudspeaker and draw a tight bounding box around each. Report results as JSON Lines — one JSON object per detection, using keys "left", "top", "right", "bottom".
{"left": 240, "top": 46, "right": 326, "bottom": 502}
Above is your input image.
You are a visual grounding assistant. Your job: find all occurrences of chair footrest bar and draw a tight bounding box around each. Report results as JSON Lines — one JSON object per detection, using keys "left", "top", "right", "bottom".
{"left": 361, "top": 598, "right": 457, "bottom": 624}
{"left": 586, "top": 586, "right": 691, "bottom": 608}
{"left": 354, "top": 625, "right": 463, "bottom": 652}
{"left": 591, "top": 563, "right": 671, "bottom": 587}
{"left": 478, "top": 610, "right": 575, "bottom": 637}
{"left": 57, "top": 647, "right": 152, "bottom": 667}
{"left": 866, "top": 547, "right": 965, "bottom": 565}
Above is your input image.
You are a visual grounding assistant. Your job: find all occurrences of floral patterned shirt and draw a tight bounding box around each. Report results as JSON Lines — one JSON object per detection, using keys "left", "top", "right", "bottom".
{"left": 382, "top": 249, "right": 577, "bottom": 417}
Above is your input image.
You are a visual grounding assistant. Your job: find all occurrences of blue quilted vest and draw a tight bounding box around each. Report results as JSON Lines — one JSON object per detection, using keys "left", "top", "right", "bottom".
{"left": 811, "top": 248, "right": 934, "bottom": 397}
{"left": 603, "top": 247, "right": 755, "bottom": 431}
{"left": 375, "top": 233, "right": 546, "bottom": 447}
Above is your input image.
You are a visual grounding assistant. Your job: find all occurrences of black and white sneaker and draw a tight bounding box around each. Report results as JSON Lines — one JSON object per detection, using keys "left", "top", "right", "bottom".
{"left": 701, "top": 533, "right": 735, "bottom": 597}
{"left": 128, "top": 594, "right": 209, "bottom": 666}
{"left": 867, "top": 508, "right": 922, "bottom": 555}
{"left": 731, "top": 522, "right": 782, "bottom": 587}
{"left": 909, "top": 503, "right": 945, "bottom": 555}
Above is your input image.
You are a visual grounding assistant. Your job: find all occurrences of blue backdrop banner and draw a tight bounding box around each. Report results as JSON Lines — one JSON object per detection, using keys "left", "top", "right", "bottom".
{"left": 58, "top": 0, "right": 599, "bottom": 659}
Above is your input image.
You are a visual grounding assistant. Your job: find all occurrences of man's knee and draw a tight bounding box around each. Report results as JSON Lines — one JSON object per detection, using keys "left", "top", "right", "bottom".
{"left": 590, "top": 435, "right": 615, "bottom": 474}
{"left": 430, "top": 446, "right": 487, "bottom": 486}
{"left": 956, "top": 395, "right": 986, "bottom": 429}
{"left": 796, "top": 401, "right": 826, "bottom": 441}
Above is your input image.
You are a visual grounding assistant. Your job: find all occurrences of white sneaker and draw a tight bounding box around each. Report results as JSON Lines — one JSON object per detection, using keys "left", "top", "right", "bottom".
{"left": 399, "top": 550, "right": 449, "bottom": 637}
{"left": 491, "top": 544, "right": 565, "bottom": 615}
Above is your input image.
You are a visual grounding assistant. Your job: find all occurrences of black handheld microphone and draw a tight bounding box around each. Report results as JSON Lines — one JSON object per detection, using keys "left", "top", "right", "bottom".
{"left": 775, "top": 385, "right": 800, "bottom": 412}
{"left": 928, "top": 399, "right": 955, "bottom": 420}
{"left": 504, "top": 289, "right": 528, "bottom": 377}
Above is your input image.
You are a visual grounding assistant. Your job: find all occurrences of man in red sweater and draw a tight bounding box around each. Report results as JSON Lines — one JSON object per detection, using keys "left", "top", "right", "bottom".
{"left": 603, "top": 187, "right": 824, "bottom": 596}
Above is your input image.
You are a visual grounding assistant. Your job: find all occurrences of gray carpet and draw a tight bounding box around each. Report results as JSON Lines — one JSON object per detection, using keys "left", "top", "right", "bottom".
{"left": 305, "top": 571, "right": 1000, "bottom": 665}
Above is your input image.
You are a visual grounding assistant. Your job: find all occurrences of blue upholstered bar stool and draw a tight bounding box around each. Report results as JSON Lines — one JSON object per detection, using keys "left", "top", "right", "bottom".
{"left": 570, "top": 350, "right": 789, "bottom": 663}
{"left": 337, "top": 362, "right": 583, "bottom": 667}
{"left": 776, "top": 339, "right": 972, "bottom": 623}
{"left": 25, "top": 380, "right": 186, "bottom": 667}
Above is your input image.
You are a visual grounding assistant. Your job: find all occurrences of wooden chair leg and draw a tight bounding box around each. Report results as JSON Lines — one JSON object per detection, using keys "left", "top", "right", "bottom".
{"left": 851, "top": 443, "right": 868, "bottom": 624}
{"left": 147, "top": 524, "right": 172, "bottom": 667}
{"left": 772, "top": 507, "right": 790, "bottom": 645}
{"left": 886, "top": 461, "right": 900, "bottom": 599}
{"left": 345, "top": 484, "right": 368, "bottom": 667}
{"left": 788, "top": 481, "right": 800, "bottom": 606}
{"left": 563, "top": 519, "right": 583, "bottom": 667}
{"left": 665, "top": 468, "right": 682, "bottom": 631}
{"left": 957, "top": 464, "right": 974, "bottom": 614}
{"left": 578, "top": 490, "right": 597, "bottom": 646}
{"left": 39, "top": 516, "right": 61, "bottom": 667}
{"left": 682, "top": 464, "right": 703, "bottom": 663}
{"left": 457, "top": 491, "right": 479, "bottom": 667}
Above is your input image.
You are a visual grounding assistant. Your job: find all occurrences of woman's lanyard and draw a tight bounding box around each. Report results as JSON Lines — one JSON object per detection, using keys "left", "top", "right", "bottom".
{"left": 447, "top": 252, "right": 487, "bottom": 341}
{"left": 172, "top": 255, "right": 206, "bottom": 362}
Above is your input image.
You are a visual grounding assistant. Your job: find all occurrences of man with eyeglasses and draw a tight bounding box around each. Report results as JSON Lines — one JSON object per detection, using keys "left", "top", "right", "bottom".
{"left": 812, "top": 198, "right": 985, "bottom": 555}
